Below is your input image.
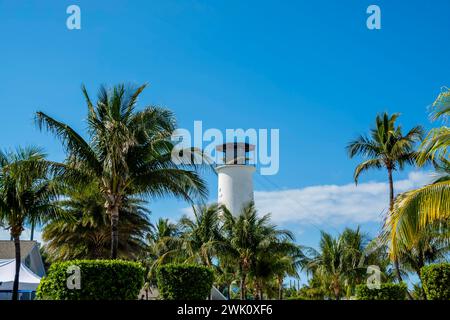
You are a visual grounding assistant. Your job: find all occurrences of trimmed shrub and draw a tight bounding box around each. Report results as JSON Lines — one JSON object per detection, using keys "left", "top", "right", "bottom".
{"left": 156, "top": 264, "right": 214, "bottom": 300}
{"left": 355, "top": 283, "right": 407, "bottom": 300}
{"left": 36, "top": 260, "right": 145, "bottom": 300}
{"left": 421, "top": 263, "right": 450, "bottom": 300}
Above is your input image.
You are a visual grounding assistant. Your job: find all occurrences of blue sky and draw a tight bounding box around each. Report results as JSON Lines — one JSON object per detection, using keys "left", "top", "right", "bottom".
{"left": 0, "top": 0, "right": 449, "bottom": 264}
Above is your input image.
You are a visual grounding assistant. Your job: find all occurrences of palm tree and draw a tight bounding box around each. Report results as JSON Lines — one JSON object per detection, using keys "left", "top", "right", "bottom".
{"left": 42, "top": 182, "right": 152, "bottom": 261}
{"left": 178, "top": 203, "right": 224, "bottom": 266}
{"left": 305, "top": 228, "right": 391, "bottom": 300}
{"left": 306, "top": 232, "right": 349, "bottom": 300}
{"left": 397, "top": 223, "right": 450, "bottom": 300}
{"left": 382, "top": 164, "right": 450, "bottom": 299}
{"left": 250, "top": 240, "right": 304, "bottom": 300}
{"left": 419, "top": 88, "right": 450, "bottom": 162}
{"left": 150, "top": 218, "right": 180, "bottom": 241}
{"left": 388, "top": 89, "right": 450, "bottom": 234}
{"left": 347, "top": 112, "right": 423, "bottom": 281}
{"left": 221, "top": 202, "right": 294, "bottom": 300}
{"left": 0, "top": 146, "right": 60, "bottom": 300}
{"left": 146, "top": 218, "right": 183, "bottom": 279}
{"left": 215, "top": 263, "right": 238, "bottom": 300}
{"left": 36, "top": 83, "right": 207, "bottom": 258}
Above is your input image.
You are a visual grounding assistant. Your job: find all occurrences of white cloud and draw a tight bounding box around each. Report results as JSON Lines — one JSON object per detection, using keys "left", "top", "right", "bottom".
{"left": 254, "top": 171, "right": 433, "bottom": 227}
{"left": 0, "top": 228, "right": 43, "bottom": 243}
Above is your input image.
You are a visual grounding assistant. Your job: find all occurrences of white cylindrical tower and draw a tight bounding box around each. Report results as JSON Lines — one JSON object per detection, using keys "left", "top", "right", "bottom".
{"left": 216, "top": 142, "right": 256, "bottom": 216}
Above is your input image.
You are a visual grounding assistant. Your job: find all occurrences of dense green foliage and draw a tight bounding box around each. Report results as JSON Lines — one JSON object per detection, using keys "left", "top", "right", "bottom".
{"left": 36, "top": 260, "right": 145, "bottom": 300}
{"left": 355, "top": 283, "right": 407, "bottom": 300}
{"left": 156, "top": 264, "right": 214, "bottom": 300}
{"left": 43, "top": 183, "right": 152, "bottom": 261}
{"left": 421, "top": 263, "right": 450, "bottom": 300}
{"left": 304, "top": 228, "right": 393, "bottom": 300}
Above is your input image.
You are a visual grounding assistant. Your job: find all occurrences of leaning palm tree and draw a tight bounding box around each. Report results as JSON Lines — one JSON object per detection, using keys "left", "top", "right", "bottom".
{"left": 347, "top": 112, "right": 423, "bottom": 281}
{"left": 419, "top": 88, "right": 450, "bottom": 162}
{"left": 36, "top": 83, "right": 207, "bottom": 258}
{"left": 387, "top": 164, "right": 450, "bottom": 249}
{"left": 0, "top": 146, "right": 60, "bottom": 300}
{"left": 389, "top": 89, "right": 450, "bottom": 232}
{"left": 221, "top": 202, "right": 294, "bottom": 300}
{"left": 384, "top": 89, "right": 450, "bottom": 292}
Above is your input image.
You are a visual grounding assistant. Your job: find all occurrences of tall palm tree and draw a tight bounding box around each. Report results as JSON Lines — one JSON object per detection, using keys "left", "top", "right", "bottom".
{"left": 36, "top": 83, "right": 207, "bottom": 258}
{"left": 221, "top": 202, "right": 294, "bottom": 300}
{"left": 0, "top": 146, "right": 60, "bottom": 300}
{"left": 347, "top": 112, "right": 423, "bottom": 281}
{"left": 42, "top": 182, "right": 152, "bottom": 261}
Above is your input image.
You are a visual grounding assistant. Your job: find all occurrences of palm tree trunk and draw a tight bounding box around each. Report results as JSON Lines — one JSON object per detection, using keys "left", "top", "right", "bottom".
{"left": 394, "top": 260, "right": 403, "bottom": 282}
{"left": 228, "top": 283, "right": 232, "bottom": 300}
{"left": 388, "top": 168, "right": 414, "bottom": 300}
{"left": 240, "top": 274, "right": 246, "bottom": 300}
{"left": 388, "top": 167, "right": 404, "bottom": 282}
{"left": 416, "top": 270, "right": 427, "bottom": 300}
{"left": 254, "top": 286, "right": 260, "bottom": 300}
{"left": 30, "top": 221, "right": 35, "bottom": 241}
{"left": 12, "top": 233, "right": 21, "bottom": 301}
{"left": 278, "top": 276, "right": 283, "bottom": 300}
{"left": 109, "top": 205, "right": 119, "bottom": 259}
{"left": 254, "top": 280, "right": 263, "bottom": 300}
{"left": 388, "top": 167, "right": 395, "bottom": 212}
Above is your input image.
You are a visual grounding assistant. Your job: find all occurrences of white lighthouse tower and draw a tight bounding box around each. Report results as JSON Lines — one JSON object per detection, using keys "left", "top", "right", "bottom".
{"left": 216, "top": 142, "right": 256, "bottom": 216}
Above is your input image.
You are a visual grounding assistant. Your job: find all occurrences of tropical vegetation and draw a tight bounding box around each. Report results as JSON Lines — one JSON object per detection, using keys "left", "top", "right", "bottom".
{"left": 1, "top": 84, "right": 450, "bottom": 301}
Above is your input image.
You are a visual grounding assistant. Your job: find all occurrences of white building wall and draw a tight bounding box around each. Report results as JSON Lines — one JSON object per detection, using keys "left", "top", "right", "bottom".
{"left": 216, "top": 165, "right": 255, "bottom": 216}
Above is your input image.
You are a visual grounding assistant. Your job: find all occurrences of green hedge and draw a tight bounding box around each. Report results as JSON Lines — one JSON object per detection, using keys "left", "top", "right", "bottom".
{"left": 36, "top": 260, "right": 145, "bottom": 300}
{"left": 355, "top": 283, "right": 407, "bottom": 300}
{"left": 421, "top": 263, "right": 450, "bottom": 300}
{"left": 156, "top": 264, "right": 214, "bottom": 300}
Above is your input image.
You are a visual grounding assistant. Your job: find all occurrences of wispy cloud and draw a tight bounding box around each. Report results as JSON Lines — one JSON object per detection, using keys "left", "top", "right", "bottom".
{"left": 254, "top": 171, "right": 433, "bottom": 227}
